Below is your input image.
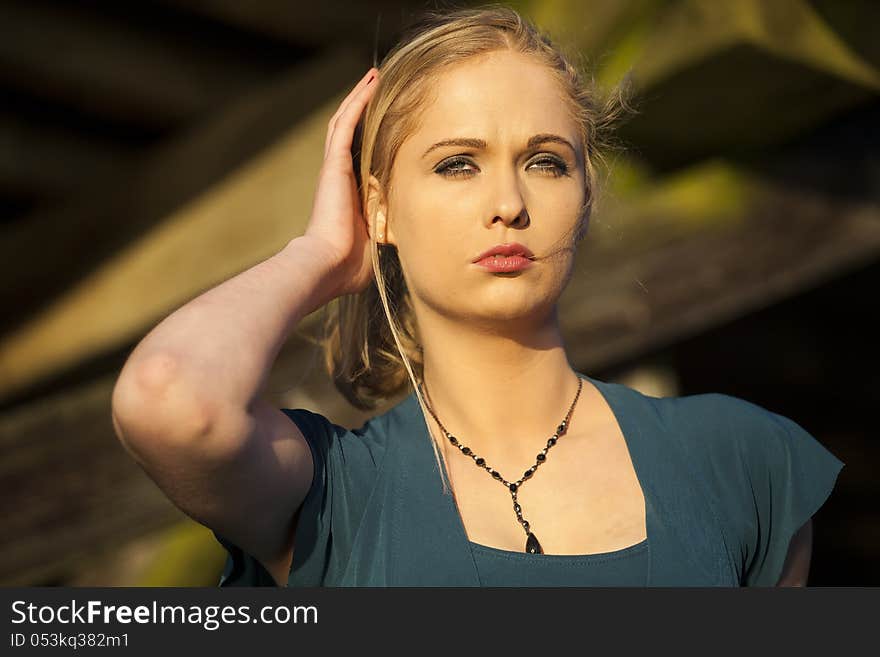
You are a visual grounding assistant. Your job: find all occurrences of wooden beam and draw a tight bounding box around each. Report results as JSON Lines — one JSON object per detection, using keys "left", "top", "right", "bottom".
{"left": 620, "top": 0, "right": 880, "bottom": 91}
{"left": 563, "top": 186, "right": 880, "bottom": 370}
{"left": 618, "top": 43, "right": 879, "bottom": 172}
{"left": 577, "top": 0, "right": 880, "bottom": 170}
{"left": 0, "top": 46, "right": 368, "bottom": 403}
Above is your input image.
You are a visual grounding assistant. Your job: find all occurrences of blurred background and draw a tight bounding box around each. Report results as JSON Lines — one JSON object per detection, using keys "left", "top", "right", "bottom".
{"left": 0, "top": 0, "right": 877, "bottom": 586}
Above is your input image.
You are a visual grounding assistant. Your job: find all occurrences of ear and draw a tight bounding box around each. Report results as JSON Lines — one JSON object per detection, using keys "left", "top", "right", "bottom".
{"left": 366, "top": 174, "right": 396, "bottom": 245}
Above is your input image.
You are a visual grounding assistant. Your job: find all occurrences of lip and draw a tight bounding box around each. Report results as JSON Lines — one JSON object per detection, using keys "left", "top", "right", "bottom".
{"left": 473, "top": 254, "right": 534, "bottom": 273}
{"left": 471, "top": 242, "right": 535, "bottom": 263}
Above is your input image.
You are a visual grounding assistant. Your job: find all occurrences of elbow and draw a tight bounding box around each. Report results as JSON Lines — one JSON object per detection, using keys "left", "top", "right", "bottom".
{"left": 111, "top": 354, "right": 217, "bottom": 459}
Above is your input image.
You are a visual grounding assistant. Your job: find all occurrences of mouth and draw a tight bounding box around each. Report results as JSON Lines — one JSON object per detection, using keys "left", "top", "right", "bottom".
{"left": 472, "top": 253, "right": 535, "bottom": 273}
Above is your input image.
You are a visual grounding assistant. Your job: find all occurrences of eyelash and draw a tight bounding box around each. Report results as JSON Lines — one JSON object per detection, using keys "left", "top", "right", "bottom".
{"left": 434, "top": 155, "right": 570, "bottom": 179}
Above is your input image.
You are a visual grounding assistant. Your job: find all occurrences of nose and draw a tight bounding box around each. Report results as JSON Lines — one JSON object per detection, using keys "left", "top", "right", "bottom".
{"left": 488, "top": 167, "right": 529, "bottom": 229}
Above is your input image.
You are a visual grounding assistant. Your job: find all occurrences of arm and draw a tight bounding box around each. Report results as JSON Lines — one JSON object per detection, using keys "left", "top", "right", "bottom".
{"left": 111, "top": 67, "right": 379, "bottom": 586}
{"left": 776, "top": 517, "right": 813, "bottom": 586}
{"left": 111, "top": 237, "right": 344, "bottom": 585}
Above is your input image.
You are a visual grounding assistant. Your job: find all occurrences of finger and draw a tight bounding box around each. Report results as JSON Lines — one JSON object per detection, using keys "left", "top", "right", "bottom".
{"left": 324, "top": 70, "right": 377, "bottom": 159}
{"left": 324, "top": 68, "right": 377, "bottom": 157}
{"left": 325, "top": 73, "right": 378, "bottom": 161}
{"left": 332, "top": 68, "right": 377, "bottom": 125}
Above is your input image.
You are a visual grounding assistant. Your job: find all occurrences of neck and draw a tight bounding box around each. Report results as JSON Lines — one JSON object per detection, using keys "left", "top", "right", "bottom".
{"left": 417, "top": 305, "right": 583, "bottom": 460}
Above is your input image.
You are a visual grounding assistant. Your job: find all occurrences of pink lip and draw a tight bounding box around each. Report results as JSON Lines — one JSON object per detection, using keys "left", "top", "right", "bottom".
{"left": 472, "top": 242, "right": 535, "bottom": 263}
{"left": 474, "top": 254, "right": 534, "bottom": 272}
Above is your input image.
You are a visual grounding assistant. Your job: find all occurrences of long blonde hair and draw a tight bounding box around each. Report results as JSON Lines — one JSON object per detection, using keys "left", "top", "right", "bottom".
{"left": 317, "top": 3, "right": 635, "bottom": 492}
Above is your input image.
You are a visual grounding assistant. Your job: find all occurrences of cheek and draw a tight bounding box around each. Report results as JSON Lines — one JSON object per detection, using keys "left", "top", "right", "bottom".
{"left": 396, "top": 192, "right": 471, "bottom": 256}
{"left": 547, "top": 192, "right": 587, "bottom": 243}
{"left": 392, "top": 205, "right": 462, "bottom": 289}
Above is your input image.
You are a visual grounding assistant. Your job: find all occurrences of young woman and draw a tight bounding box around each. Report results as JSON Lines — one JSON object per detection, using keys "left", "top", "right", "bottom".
{"left": 111, "top": 5, "right": 844, "bottom": 587}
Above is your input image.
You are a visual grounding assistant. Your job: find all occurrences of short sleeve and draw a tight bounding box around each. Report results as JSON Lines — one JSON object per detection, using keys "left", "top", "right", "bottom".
{"left": 212, "top": 407, "right": 385, "bottom": 587}
{"left": 736, "top": 406, "right": 845, "bottom": 586}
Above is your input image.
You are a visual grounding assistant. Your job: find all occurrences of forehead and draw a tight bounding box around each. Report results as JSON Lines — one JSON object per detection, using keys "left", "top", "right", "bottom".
{"left": 406, "top": 50, "right": 578, "bottom": 150}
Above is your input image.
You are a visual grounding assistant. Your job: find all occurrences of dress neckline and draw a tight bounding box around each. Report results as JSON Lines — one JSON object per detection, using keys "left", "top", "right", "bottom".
{"left": 469, "top": 537, "right": 648, "bottom": 561}
{"left": 410, "top": 372, "right": 652, "bottom": 566}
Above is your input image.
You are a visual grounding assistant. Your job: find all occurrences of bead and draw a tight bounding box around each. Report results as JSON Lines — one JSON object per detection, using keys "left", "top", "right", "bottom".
{"left": 461, "top": 446, "right": 471, "bottom": 455}
{"left": 557, "top": 422, "right": 566, "bottom": 435}
{"left": 514, "top": 503, "right": 521, "bottom": 513}
{"left": 522, "top": 520, "right": 530, "bottom": 531}
{"left": 491, "top": 470, "right": 501, "bottom": 480}
{"left": 509, "top": 483, "right": 518, "bottom": 492}
{"left": 547, "top": 437, "right": 557, "bottom": 447}
{"left": 449, "top": 436, "right": 459, "bottom": 446}
{"left": 475, "top": 457, "right": 485, "bottom": 466}
{"left": 523, "top": 469, "right": 533, "bottom": 479}
{"left": 536, "top": 453, "right": 546, "bottom": 462}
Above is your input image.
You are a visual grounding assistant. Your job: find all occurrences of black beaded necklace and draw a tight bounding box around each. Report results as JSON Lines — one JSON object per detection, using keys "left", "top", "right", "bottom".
{"left": 418, "top": 375, "right": 584, "bottom": 554}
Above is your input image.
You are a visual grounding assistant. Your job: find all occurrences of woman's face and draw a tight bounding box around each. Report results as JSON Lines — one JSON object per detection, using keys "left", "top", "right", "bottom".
{"left": 380, "top": 49, "right": 587, "bottom": 330}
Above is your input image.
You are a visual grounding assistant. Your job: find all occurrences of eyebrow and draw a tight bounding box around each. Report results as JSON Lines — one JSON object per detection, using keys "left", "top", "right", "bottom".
{"left": 421, "top": 133, "right": 578, "bottom": 159}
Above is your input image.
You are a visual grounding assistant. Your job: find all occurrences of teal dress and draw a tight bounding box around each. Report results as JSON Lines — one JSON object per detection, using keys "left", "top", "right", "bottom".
{"left": 212, "top": 373, "right": 844, "bottom": 587}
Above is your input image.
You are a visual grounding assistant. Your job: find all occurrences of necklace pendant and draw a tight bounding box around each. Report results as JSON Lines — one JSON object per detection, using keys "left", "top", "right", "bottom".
{"left": 525, "top": 532, "right": 543, "bottom": 554}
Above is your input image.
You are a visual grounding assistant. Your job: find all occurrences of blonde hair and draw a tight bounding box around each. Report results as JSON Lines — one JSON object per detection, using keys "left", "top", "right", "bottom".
{"left": 317, "top": 3, "right": 635, "bottom": 492}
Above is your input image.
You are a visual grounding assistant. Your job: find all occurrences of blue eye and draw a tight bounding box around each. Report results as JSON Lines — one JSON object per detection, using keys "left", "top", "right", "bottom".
{"left": 435, "top": 157, "right": 476, "bottom": 178}
{"left": 530, "top": 156, "right": 569, "bottom": 177}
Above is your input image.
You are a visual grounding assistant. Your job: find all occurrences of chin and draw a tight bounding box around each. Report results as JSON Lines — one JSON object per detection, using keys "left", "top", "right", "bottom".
{"left": 467, "top": 292, "right": 559, "bottom": 323}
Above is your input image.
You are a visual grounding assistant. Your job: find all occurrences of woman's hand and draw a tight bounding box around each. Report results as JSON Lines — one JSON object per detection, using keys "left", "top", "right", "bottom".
{"left": 302, "top": 67, "right": 380, "bottom": 298}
